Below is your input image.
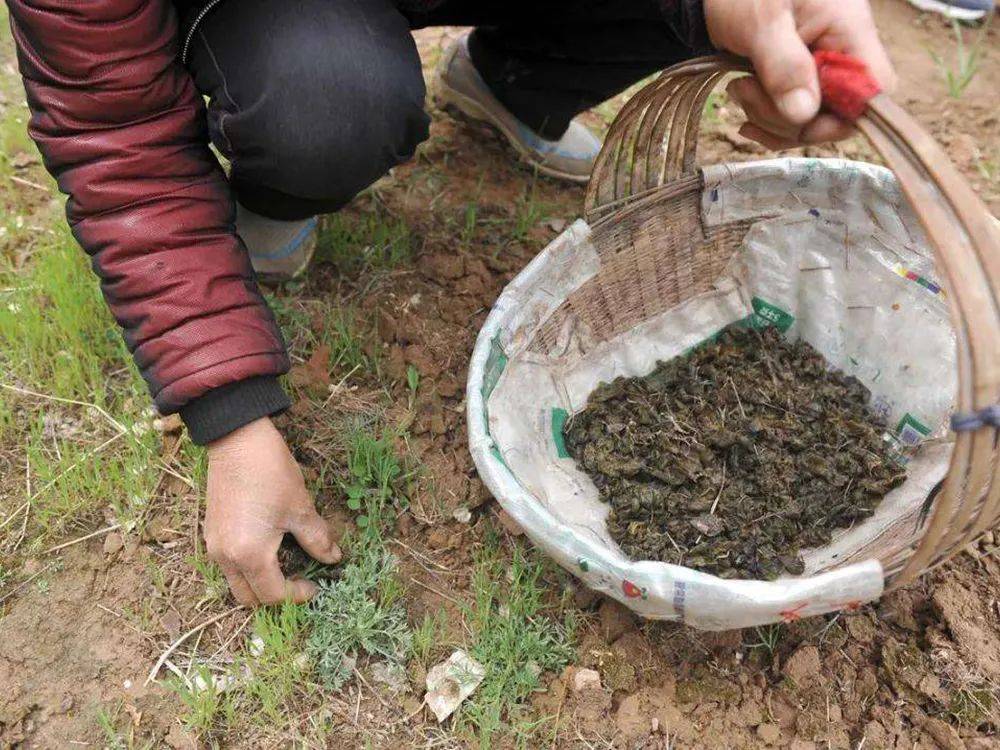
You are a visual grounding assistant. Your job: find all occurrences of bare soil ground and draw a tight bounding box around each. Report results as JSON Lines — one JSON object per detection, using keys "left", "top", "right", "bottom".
{"left": 1, "top": 2, "right": 999, "bottom": 748}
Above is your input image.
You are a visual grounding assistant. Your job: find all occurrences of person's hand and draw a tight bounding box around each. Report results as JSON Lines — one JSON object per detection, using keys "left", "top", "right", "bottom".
{"left": 703, "top": 0, "right": 896, "bottom": 149}
{"left": 204, "top": 417, "right": 342, "bottom": 606}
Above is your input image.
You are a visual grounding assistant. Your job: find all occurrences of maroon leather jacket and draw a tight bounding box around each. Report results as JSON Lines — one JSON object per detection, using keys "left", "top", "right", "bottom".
{"left": 7, "top": 0, "right": 291, "bottom": 444}
{"left": 6, "top": 0, "right": 709, "bottom": 444}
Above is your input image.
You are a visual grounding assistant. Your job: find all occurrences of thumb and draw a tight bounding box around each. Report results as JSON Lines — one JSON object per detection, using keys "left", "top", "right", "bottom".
{"left": 749, "top": 10, "right": 820, "bottom": 125}
{"left": 291, "top": 508, "right": 343, "bottom": 565}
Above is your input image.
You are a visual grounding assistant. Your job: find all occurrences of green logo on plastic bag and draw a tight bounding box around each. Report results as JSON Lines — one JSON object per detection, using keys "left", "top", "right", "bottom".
{"left": 551, "top": 408, "right": 570, "bottom": 458}
{"left": 749, "top": 297, "right": 795, "bottom": 333}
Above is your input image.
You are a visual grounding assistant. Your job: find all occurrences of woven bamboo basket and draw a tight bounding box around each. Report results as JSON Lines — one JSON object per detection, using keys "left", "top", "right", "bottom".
{"left": 467, "top": 55, "right": 1000, "bottom": 628}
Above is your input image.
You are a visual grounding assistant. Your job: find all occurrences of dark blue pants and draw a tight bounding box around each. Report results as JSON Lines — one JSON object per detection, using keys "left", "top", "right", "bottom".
{"left": 185, "top": 0, "right": 699, "bottom": 220}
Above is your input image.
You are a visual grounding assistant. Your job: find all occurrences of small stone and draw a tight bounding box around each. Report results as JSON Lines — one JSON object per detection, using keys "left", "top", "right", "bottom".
{"left": 152, "top": 413, "right": 184, "bottom": 433}
{"left": 59, "top": 696, "right": 74, "bottom": 713}
{"left": 782, "top": 645, "right": 821, "bottom": 687}
{"left": 571, "top": 668, "right": 602, "bottom": 693}
{"left": 757, "top": 722, "right": 781, "bottom": 745}
{"left": 160, "top": 610, "right": 182, "bottom": 639}
{"left": 452, "top": 506, "right": 472, "bottom": 524}
{"left": 103, "top": 532, "right": 124, "bottom": 556}
{"left": 690, "top": 513, "right": 724, "bottom": 537}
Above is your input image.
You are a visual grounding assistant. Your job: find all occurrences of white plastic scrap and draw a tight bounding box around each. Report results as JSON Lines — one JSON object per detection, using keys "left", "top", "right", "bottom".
{"left": 423, "top": 650, "right": 486, "bottom": 722}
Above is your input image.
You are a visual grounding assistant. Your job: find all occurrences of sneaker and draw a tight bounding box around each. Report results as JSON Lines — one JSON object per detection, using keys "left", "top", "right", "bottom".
{"left": 433, "top": 32, "right": 602, "bottom": 184}
{"left": 905, "top": 0, "right": 992, "bottom": 21}
{"left": 237, "top": 203, "right": 318, "bottom": 283}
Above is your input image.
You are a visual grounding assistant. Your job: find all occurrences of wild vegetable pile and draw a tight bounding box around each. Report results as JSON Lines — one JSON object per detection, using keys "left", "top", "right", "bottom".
{"left": 564, "top": 326, "right": 906, "bottom": 579}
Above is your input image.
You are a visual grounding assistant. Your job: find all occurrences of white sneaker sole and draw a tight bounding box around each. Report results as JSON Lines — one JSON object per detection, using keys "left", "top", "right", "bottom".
{"left": 905, "top": 0, "right": 988, "bottom": 20}
{"left": 433, "top": 70, "right": 592, "bottom": 185}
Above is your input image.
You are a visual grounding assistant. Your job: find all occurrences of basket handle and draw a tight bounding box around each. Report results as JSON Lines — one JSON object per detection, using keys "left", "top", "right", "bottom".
{"left": 585, "top": 54, "right": 1000, "bottom": 589}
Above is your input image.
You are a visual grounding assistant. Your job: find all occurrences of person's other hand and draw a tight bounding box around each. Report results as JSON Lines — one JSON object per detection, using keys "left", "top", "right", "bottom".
{"left": 204, "top": 417, "right": 342, "bottom": 606}
{"left": 704, "top": 0, "right": 896, "bottom": 149}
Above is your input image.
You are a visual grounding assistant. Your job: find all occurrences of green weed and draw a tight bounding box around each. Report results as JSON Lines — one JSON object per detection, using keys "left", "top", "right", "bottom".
{"left": 238, "top": 602, "right": 313, "bottom": 724}
{"left": 459, "top": 534, "right": 576, "bottom": 746}
{"left": 95, "top": 702, "right": 156, "bottom": 750}
{"left": 511, "top": 179, "right": 547, "bottom": 243}
{"left": 928, "top": 18, "right": 989, "bottom": 99}
{"left": 320, "top": 309, "right": 376, "bottom": 375}
{"left": 949, "top": 685, "right": 994, "bottom": 727}
{"left": 703, "top": 90, "right": 725, "bottom": 124}
{"left": 410, "top": 607, "right": 450, "bottom": 666}
{"left": 342, "top": 428, "right": 405, "bottom": 538}
{"left": 0, "top": 226, "right": 135, "bottom": 405}
{"left": 170, "top": 665, "right": 233, "bottom": 736}
{"left": 186, "top": 553, "right": 228, "bottom": 607}
{"left": 316, "top": 208, "right": 412, "bottom": 275}
{"left": 406, "top": 364, "right": 420, "bottom": 408}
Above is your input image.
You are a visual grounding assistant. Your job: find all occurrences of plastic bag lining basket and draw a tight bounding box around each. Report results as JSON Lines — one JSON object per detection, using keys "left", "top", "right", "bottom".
{"left": 567, "top": 55, "right": 1000, "bottom": 591}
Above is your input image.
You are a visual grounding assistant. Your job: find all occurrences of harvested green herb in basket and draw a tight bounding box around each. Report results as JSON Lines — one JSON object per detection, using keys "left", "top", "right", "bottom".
{"left": 563, "top": 326, "right": 907, "bottom": 580}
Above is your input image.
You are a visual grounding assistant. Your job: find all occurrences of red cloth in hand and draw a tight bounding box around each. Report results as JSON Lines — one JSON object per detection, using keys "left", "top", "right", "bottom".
{"left": 814, "top": 50, "right": 882, "bottom": 120}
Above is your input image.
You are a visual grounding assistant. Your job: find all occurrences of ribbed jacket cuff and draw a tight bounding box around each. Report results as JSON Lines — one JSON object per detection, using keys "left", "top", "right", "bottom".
{"left": 179, "top": 375, "right": 291, "bottom": 445}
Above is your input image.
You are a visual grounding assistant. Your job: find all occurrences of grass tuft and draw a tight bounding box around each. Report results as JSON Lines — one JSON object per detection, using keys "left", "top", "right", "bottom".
{"left": 316, "top": 207, "right": 412, "bottom": 275}
{"left": 928, "top": 18, "right": 989, "bottom": 99}
{"left": 459, "top": 531, "right": 576, "bottom": 746}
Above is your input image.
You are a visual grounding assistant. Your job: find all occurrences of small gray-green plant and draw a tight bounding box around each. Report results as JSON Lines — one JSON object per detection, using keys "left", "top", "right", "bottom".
{"left": 928, "top": 18, "right": 989, "bottom": 99}
{"left": 950, "top": 684, "right": 994, "bottom": 727}
{"left": 747, "top": 623, "right": 784, "bottom": 658}
{"left": 307, "top": 551, "right": 412, "bottom": 688}
{"left": 308, "top": 428, "right": 411, "bottom": 688}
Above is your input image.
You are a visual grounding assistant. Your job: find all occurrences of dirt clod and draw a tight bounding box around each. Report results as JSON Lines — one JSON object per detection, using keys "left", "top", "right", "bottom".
{"left": 564, "top": 325, "right": 906, "bottom": 578}
{"left": 783, "top": 645, "right": 821, "bottom": 688}
{"left": 102, "top": 531, "right": 124, "bottom": 556}
{"left": 757, "top": 722, "right": 782, "bottom": 744}
{"left": 597, "top": 598, "right": 636, "bottom": 643}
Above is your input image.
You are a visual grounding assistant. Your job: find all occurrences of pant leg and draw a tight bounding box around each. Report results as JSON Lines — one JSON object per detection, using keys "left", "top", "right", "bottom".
{"left": 406, "top": 0, "right": 702, "bottom": 140}
{"left": 185, "top": 0, "right": 430, "bottom": 220}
